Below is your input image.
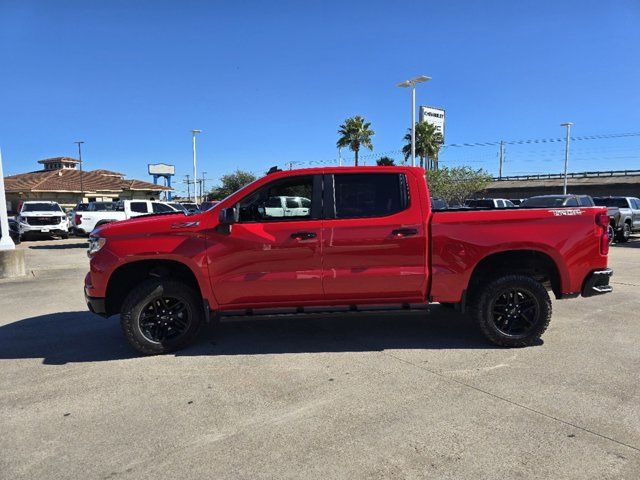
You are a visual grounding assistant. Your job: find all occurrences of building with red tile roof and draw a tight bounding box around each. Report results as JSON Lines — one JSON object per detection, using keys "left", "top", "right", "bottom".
{"left": 4, "top": 157, "right": 171, "bottom": 212}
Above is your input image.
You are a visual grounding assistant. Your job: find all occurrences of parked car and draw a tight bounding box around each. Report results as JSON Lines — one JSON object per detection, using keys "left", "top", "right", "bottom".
{"left": 464, "top": 198, "right": 515, "bottom": 209}
{"left": 521, "top": 195, "right": 594, "bottom": 208}
{"left": 180, "top": 202, "right": 200, "bottom": 213}
{"left": 199, "top": 201, "right": 219, "bottom": 211}
{"left": 16, "top": 201, "right": 69, "bottom": 240}
{"left": 0, "top": 218, "right": 21, "bottom": 244}
{"left": 85, "top": 166, "right": 612, "bottom": 355}
{"left": 74, "top": 200, "right": 181, "bottom": 235}
{"left": 430, "top": 198, "right": 448, "bottom": 210}
{"left": 593, "top": 196, "right": 640, "bottom": 243}
{"left": 167, "top": 202, "right": 189, "bottom": 213}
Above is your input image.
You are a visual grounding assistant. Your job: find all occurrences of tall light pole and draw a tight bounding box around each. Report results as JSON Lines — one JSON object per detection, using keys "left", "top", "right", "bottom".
{"left": 397, "top": 75, "right": 431, "bottom": 167}
{"left": 561, "top": 122, "right": 573, "bottom": 195}
{"left": 74, "top": 141, "right": 84, "bottom": 199}
{"left": 191, "top": 129, "right": 202, "bottom": 204}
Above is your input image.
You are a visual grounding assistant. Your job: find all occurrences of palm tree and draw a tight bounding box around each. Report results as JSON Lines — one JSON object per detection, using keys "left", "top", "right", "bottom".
{"left": 336, "top": 115, "right": 374, "bottom": 166}
{"left": 402, "top": 122, "right": 443, "bottom": 169}
{"left": 376, "top": 156, "right": 395, "bottom": 166}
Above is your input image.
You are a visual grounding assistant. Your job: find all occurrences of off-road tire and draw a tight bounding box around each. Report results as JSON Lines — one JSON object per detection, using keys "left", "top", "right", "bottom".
{"left": 617, "top": 223, "right": 631, "bottom": 243}
{"left": 471, "top": 274, "right": 552, "bottom": 347}
{"left": 120, "top": 279, "right": 204, "bottom": 355}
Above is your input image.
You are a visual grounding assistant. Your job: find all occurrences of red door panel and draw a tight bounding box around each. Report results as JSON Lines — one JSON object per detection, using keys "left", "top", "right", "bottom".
{"left": 322, "top": 172, "right": 428, "bottom": 302}
{"left": 207, "top": 221, "right": 323, "bottom": 306}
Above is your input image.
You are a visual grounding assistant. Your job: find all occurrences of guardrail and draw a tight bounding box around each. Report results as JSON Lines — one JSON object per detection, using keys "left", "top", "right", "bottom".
{"left": 493, "top": 170, "right": 640, "bottom": 181}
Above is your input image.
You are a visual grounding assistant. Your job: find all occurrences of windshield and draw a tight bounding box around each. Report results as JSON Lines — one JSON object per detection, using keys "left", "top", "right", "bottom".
{"left": 522, "top": 197, "right": 570, "bottom": 207}
{"left": 593, "top": 197, "right": 629, "bottom": 208}
{"left": 168, "top": 203, "right": 188, "bottom": 212}
{"left": 21, "top": 203, "right": 62, "bottom": 212}
{"left": 465, "top": 199, "right": 494, "bottom": 208}
{"left": 88, "top": 202, "right": 118, "bottom": 211}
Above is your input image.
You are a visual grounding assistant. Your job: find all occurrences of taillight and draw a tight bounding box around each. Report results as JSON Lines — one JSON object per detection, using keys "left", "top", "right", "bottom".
{"left": 74, "top": 213, "right": 82, "bottom": 224}
{"left": 596, "top": 212, "right": 609, "bottom": 255}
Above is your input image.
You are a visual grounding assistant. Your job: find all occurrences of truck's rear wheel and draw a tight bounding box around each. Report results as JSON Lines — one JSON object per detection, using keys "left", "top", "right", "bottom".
{"left": 120, "top": 279, "right": 203, "bottom": 355}
{"left": 617, "top": 223, "right": 631, "bottom": 243}
{"left": 472, "top": 275, "right": 551, "bottom": 347}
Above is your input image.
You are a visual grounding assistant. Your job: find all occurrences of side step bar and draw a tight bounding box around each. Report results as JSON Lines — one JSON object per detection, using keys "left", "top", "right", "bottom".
{"left": 218, "top": 303, "right": 431, "bottom": 318}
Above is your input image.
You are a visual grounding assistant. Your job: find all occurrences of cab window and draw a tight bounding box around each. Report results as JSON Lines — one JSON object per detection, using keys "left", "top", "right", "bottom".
{"left": 237, "top": 176, "right": 314, "bottom": 222}
{"left": 333, "top": 173, "right": 408, "bottom": 219}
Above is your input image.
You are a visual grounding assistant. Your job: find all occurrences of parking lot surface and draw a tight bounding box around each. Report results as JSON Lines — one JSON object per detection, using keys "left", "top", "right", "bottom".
{"left": 1, "top": 237, "right": 639, "bottom": 479}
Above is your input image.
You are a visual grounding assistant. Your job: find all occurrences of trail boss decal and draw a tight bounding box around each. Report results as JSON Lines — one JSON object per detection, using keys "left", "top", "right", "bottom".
{"left": 549, "top": 209, "right": 583, "bottom": 216}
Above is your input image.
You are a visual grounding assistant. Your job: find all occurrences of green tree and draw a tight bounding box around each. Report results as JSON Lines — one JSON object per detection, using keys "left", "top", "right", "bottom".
{"left": 336, "top": 115, "right": 375, "bottom": 166}
{"left": 426, "top": 166, "right": 492, "bottom": 206}
{"left": 402, "top": 122, "right": 443, "bottom": 169}
{"left": 376, "top": 156, "right": 395, "bottom": 166}
{"left": 208, "top": 170, "right": 257, "bottom": 200}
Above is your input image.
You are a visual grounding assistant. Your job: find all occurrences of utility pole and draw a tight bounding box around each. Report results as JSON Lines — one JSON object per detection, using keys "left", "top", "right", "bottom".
{"left": 74, "top": 141, "right": 84, "bottom": 200}
{"left": 561, "top": 122, "right": 573, "bottom": 194}
{"left": 191, "top": 130, "right": 202, "bottom": 204}
{"left": 201, "top": 171, "right": 207, "bottom": 201}
{"left": 184, "top": 174, "right": 191, "bottom": 201}
{"left": 499, "top": 141, "right": 504, "bottom": 179}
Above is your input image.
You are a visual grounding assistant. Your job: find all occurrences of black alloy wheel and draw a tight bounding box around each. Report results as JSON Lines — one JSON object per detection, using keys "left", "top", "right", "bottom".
{"left": 138, "top": 296, "right": 192, "bottom": 343}
{"left": 490, "top": 288, "right": 539, "bottom": 338}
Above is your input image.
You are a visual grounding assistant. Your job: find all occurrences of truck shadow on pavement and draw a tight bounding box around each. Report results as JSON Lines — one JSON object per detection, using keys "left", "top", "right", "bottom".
{"left": 612, "top": 236, "right": 639, "bottom": 249}
{"left": 28, "top": 242, "right": 89, "bottom": 250}
{"left": 0, "top": 307, "right": 523, "bottom": 365}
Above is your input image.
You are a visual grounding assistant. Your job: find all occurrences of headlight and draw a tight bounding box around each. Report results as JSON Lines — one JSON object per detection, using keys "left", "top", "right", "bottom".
{"left": 87, "top": 236, "right": 107, "bottom": 256}
{"left": 19, "top": 216, "right": 29, "bottom": 224}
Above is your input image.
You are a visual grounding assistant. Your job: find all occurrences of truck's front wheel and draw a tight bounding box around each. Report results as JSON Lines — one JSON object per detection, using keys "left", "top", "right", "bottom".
{"left": 120, "top": 279, "right": 203, "bottom": 355}
{"left": 472, "top": 275, "right": 551, "bottom": 347}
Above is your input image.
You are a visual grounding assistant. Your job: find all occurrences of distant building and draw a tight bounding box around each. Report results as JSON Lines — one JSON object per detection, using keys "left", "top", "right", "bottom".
{"left": 4, "top": 157, "right": 171, "bottom": 212}
{"left": 485, "top": 170, "right": 640, "bottom": 199}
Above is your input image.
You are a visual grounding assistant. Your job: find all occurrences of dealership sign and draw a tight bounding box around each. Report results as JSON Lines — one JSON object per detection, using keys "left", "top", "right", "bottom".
{"left": 148, "top": 163, "right": 175, "bottom": 176}
{"left": 419, "top": 106, "right": 445, "bottom": 143}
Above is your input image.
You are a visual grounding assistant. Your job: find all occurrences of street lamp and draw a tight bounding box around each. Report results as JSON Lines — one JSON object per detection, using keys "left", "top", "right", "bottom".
{"left": 191, "top": 130, "right": 202, "bottom": 204}
{"left": 397, "top": 75, "right": 431, "bottom": 167}
{"left": 560, "top": 122, "right": 573, "bottom": 195}
{"left": 74, "top": 141, "right": 84, "bottom": 199}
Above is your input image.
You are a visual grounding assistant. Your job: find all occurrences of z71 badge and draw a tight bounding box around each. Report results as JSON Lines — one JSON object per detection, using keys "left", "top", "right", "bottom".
{"left": 549, "top": 209, "right": 583, "bottom": 216}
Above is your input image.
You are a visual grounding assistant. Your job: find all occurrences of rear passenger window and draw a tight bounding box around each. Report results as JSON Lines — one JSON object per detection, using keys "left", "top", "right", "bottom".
{"left": 334, "top": 173, "right": 407, "bottom": 219}
{"left": 130, "top": 202, "right": 148, "bottom": 213}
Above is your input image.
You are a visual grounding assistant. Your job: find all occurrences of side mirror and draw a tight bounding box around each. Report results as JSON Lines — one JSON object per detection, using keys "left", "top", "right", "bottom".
{"left": 218, "top": 206, "right": 238, "bottom": 225}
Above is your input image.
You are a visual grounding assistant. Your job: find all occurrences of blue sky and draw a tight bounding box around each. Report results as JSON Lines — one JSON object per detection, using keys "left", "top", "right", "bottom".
{"left": 1, "top": 0, "right": 639, "bottom": 195}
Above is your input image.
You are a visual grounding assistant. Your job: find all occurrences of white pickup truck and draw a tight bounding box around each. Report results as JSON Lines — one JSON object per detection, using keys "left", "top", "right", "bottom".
{"left": 73, "top": 200, "right": 179, "bottom": 235}
{"left": 16, "top": 201, "right": 70, "bottom": 240}
{"left": 258, "top": 196, "right": 311, "bottom": 218}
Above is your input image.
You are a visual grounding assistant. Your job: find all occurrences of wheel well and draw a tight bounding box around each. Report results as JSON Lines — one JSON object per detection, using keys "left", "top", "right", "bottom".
{"left": 105, "top": 260, "right": 201, "bottom": 316}
{"left": 467, "top": 250, "right": 561, "bottom": 301}
{"left": 624, "top": 218, "right": 632, "bottom": 226}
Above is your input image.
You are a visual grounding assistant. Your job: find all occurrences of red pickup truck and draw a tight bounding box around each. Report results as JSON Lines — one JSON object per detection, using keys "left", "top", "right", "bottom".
{"left": 85, "top": 166, "right": 613, "bottom": 355}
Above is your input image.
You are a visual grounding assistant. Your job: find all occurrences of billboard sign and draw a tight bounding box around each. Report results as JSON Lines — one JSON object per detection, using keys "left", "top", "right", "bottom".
{"left": 419, "top": 106, "right": 445, "bottom": 143}
{"left": 148, "top": 163, "right": 175, "bottom": 176}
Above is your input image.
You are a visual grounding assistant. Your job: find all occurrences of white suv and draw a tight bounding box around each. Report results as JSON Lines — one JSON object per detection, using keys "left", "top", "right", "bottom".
{"left": 17, "top": 201, "right": 69, "bottom": 240}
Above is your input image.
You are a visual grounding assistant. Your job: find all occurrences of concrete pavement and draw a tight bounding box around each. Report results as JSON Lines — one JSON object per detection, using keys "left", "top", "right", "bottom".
{"left": 1, "top": 237, "right": 639, "bottom": 479}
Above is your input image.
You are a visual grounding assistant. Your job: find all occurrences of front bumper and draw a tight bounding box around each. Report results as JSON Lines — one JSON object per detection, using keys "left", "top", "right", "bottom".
{"left": 20, "top": 223, "right": 68, "bottom": 235}
{"left": 582, "top": 268, "right": 613, "bottom": 297}
{"left": 85, "top": 289, "right": 108, "bottom": 317}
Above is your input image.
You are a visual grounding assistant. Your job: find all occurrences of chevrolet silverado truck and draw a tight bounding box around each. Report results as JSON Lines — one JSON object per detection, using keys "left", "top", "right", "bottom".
{"left": 85, "top": 166, "right": 613, "bottom": 355}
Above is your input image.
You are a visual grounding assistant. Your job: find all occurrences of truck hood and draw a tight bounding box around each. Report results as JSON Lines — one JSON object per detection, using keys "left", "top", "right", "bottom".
{"left": 93, "top": 211, "right": 201, "bottom": 237}
{"left": 19, "top": 212, "right": 64, "bottom": 217}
